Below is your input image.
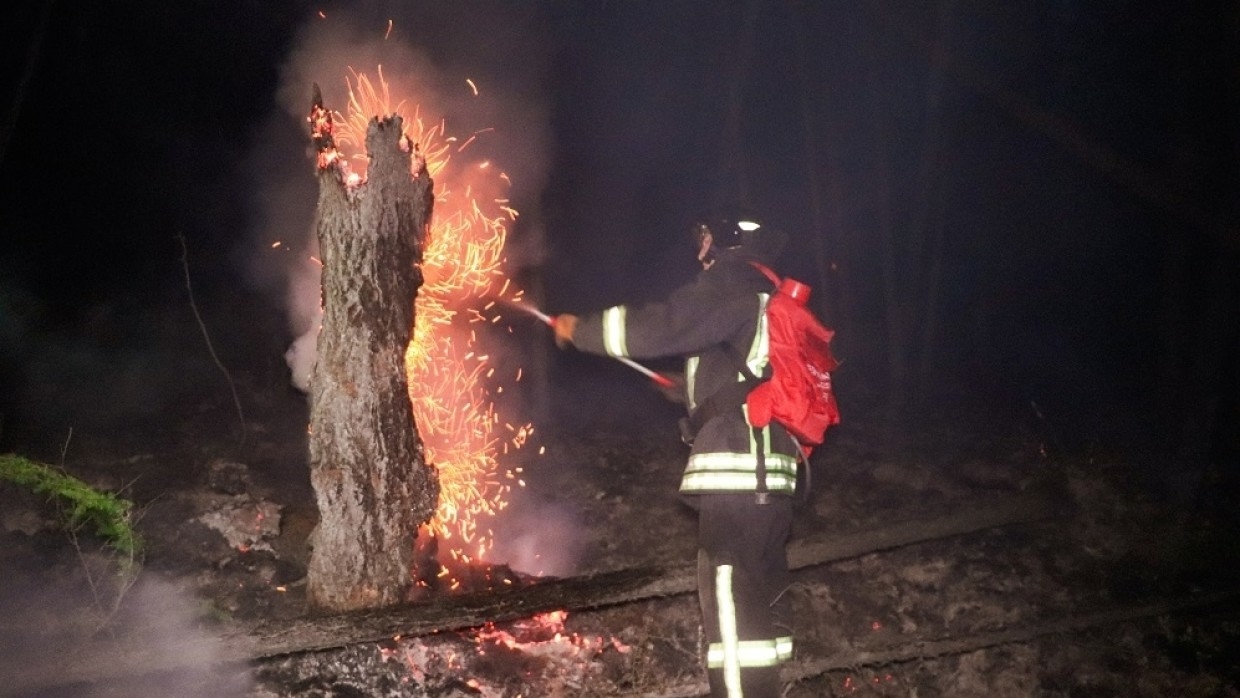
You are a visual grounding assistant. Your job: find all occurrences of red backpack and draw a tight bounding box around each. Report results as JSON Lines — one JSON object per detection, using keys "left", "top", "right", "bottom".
{"left": 745, "top": 262, "right": 840, "bottom": 457}
{"left": 680, "top": 262, "right": 841, "bottom": 462}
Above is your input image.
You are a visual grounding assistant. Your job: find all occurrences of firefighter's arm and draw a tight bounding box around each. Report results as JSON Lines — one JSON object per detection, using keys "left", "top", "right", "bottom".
{"left": 573, "top": 283, "right": 746, "bottom": 360}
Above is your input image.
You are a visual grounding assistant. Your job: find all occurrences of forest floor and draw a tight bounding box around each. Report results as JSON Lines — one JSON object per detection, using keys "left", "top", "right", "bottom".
{"left": 2, "top": 298, "right": 1239, "bottom": 697}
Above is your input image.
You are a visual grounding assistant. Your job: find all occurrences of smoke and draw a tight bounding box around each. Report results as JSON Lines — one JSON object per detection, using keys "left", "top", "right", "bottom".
{"left": 487, "top": 495, "right": 588, "bottom": 578}
{"left": 283, "top": 250, "right": 322, "bottom": 392}
{"left": 0, "top": 572, "right": 252, "bottom": 696}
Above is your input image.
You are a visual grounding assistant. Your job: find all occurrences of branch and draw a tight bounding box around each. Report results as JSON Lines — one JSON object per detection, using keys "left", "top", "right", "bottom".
{"left": 177, "top": 232, "right": 246, "bottom": 447}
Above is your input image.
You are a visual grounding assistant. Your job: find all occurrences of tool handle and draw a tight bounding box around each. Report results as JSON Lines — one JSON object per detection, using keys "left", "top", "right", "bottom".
{"left": 516, "top": 301, "right": 674, "bottom": 388}
{"left": 616, "top": 357, "right": 677, "bottom": 389}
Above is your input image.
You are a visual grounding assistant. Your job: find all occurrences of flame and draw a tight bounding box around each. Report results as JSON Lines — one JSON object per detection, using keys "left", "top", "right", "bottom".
{"left": 331, "top": 68, "right": 532, "bottom": 588}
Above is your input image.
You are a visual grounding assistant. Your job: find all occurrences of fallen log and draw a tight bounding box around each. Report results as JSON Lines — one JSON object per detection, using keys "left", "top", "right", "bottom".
{"left": 2, "top": 491, "right": 1057, "bottom": 693}
{"left": 246, "top": 489, "right": 1060, "bottom": 657}
{"left": 620, "top": 588, "right": 1240, "bottom": 697}
{"left": 786, "top": 488, "right": 1059, "bottom": 571}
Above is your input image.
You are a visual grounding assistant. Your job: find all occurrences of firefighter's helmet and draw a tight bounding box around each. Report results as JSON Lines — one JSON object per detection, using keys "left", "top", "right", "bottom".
{"left": 693, "top": 216, "right": 763, "bottom": 250}
{"left": 693, "top": 215, "right": 768, "bottom": 266}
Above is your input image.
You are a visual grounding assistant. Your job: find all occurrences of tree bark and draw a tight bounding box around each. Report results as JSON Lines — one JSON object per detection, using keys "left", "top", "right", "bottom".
{"left": 305, "top": 94, "right": 438, "bottom": 612}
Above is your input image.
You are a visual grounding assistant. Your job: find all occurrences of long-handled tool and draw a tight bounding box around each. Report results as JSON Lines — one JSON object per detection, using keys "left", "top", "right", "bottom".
{"left": 503, "top": 299, "right": 677, "bottom": 389}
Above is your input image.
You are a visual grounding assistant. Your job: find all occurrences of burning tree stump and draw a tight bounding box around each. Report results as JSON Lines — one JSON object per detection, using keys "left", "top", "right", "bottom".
{"left": 305, "top": 87, "right": 439, "bottom": 612}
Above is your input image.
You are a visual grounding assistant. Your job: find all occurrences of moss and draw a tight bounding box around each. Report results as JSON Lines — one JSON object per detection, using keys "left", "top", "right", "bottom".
{"left": 0, "top": 453, "right": 142, "bottom": 558}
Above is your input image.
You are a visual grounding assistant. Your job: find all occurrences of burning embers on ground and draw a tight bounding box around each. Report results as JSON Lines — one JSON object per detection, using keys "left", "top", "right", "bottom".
{"left": 252, "top": 606, "right": 646, "bottom": 697}
{"left": 378, "top": 610, "right": 632, "bottom": 696}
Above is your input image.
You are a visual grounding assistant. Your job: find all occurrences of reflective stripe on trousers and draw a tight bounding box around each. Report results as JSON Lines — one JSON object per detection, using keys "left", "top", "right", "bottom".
{"left": 715, "top": 564, "right": 743, "bottom": 696}
{"left": 711, "top": 564, "right": 792, "bottom": 697}
{"left": 707, "top": 636, "right": 794, "bottom": 668}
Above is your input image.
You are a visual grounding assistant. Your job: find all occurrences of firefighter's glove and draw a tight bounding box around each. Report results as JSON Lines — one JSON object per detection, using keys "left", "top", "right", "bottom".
{"left": 657, "top": 372, "right": 687, "bottom": 404}
{"left": 552, "top": 313, "right": 578, "bottom": 348}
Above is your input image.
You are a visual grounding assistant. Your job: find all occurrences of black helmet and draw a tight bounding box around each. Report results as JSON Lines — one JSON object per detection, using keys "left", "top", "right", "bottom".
{"left": 692, "top": 216, "right": 763, "bottom": 251}
{"left": 692, "top": 215, "right": 783, "bottom": 266}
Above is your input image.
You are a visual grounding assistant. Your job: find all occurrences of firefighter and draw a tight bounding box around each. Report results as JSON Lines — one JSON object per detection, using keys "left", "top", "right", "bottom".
{"left": 554, "top": 216, "right": 797, "bottom": 697}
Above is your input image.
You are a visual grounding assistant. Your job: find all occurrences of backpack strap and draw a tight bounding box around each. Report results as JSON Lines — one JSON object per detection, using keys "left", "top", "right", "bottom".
{"left": 680, "top": 344, "right": 761, "bottom": 441}
{"left": 753, "top": 423, "right": 770, "bottom": 504}
{"left": 748, "top": 260, "right": 781, "bottom": 287}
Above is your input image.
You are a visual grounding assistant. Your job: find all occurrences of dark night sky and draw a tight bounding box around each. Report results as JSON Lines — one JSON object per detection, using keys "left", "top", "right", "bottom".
{"left": 0, "top": 2, "right": 1236, "bottom": 466}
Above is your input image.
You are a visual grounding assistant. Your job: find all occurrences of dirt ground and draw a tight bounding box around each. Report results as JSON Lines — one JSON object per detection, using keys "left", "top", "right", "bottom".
{"left": 2, "top": 307, "right": 1239, "bottom": 697}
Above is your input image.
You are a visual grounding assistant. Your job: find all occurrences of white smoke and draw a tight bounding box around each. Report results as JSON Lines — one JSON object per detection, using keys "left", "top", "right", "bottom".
{"left": 283, "top": 243, "right": 323, "bottom": 392}
{"left": 241, "top": 4, "right": 552, "bottom": 392}
{"left": 0, "top": 573, "right": 253, "bottom": 696}
{"left": 488, "top": 498, "right": 588, "bottom": 578}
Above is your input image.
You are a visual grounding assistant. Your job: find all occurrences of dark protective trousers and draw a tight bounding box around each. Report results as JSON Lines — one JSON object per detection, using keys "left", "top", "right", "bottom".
{"left": 696, "top": 493, "right": 794, "bottom": 698}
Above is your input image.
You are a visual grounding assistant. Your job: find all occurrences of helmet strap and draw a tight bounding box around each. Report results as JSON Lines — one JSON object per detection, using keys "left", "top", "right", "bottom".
{"left": 697, "top": 231, "right": 717, "bottom": 269}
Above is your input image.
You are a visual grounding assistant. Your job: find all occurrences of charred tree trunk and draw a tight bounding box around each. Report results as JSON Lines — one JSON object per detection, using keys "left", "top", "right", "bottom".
{"left": 305, "top": 90, "right": 438, "bottom": 612}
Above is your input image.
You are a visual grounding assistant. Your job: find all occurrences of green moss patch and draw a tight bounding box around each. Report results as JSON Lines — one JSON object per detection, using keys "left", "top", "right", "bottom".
{"left": 0, "top": 453, "right": 142, "bottom": 557}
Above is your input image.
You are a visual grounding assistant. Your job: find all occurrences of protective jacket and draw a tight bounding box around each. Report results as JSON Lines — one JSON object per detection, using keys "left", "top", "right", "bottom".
{"left": 572, "top": 246, "right": 802, "bottom": 497}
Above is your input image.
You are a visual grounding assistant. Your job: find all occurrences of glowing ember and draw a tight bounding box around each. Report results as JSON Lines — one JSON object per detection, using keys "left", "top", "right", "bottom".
{"left": 378, "top": 610, "right": 632, "bottom": 696}
{"left": 473, "top": 610, "right": 631, "bottom": 657}
{"left": 328, "top": 68, "right": 533, "bottom": 589}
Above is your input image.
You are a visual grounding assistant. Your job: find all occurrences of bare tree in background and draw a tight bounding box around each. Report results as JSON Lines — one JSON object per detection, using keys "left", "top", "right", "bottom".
{"left": 867, "top": 0, "right": 956, "bottom": 415}
{"left": 791, "top": 0, "right": 848, "bottom": 330}
{"left": 719, "top": 0, "right": 765, "bottom": 211}
{"left": 305, "top": 89, "right": 438, "bottom": 612}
